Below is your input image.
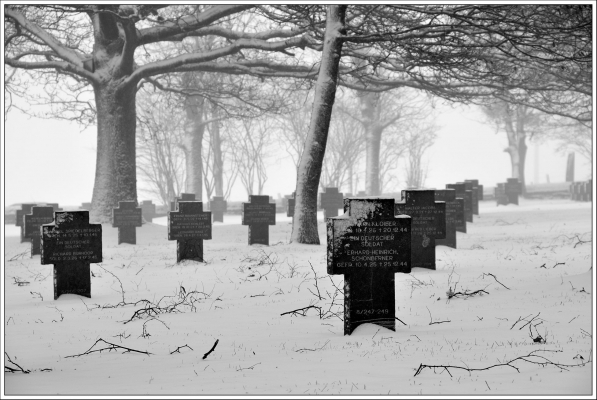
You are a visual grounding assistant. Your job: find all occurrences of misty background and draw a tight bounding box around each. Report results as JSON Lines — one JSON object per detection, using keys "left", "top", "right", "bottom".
{"left": 4, "top": 101, "right": 590, "bottom": 208}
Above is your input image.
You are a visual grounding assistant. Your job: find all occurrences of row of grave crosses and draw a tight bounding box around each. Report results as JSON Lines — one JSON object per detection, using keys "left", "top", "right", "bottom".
{"left": 21, "top": 182, "right": 486, "bottom": 326}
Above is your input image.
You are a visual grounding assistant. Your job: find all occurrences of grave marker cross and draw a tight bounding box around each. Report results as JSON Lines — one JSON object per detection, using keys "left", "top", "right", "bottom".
{"left": 504, "top": 178, "right": 522, "bottom": 205}
{"left": 395, "top": 190, "right": 446, "bottom": 270}
{"left": 434, "top": 189, "right": 463, "bottom": 249}
{"left": 24, "top": 206, "right": 55, "bottom": 256}
{"left": 466, "top": 179, "right": 484, "bottom": 202}
{"left": 171, "top": 193, "right": 196, "bottom": 212}
{"left": 141, "top": 200, "right": 156, "bottom": 223}
{"left": 210, "top": 196, "right": 228, "bottom": 223}
{"left": 41, "top": 211, "right": 102, "bottom": 300}
{"left": 328, "top": 198, "right": 411, "bottom": 335}
{"left": 112, "top": 201, "right": 142, "bottom": 244}
{"left": 168, "top": 202, "right": 212, "bottom": 262}
{"left": 319, "top": 187, "right": 344, "bottom": 219}
{"left": 286, "top": 192, "right": 296, "bottom": 218}
{"left": 242, "top": 195, "right": 276, "bottom": 245}
{"left": 495, "top": 183, "right": 509, "bottom": 206}
{"left": 463, "top": 180, "right": 480, "bottom": 216}
{"left": 16, "top": 204, "right": 37, "bottom": 243}
{"left": 446, "top": 183, "right": 473, "bottom": 224}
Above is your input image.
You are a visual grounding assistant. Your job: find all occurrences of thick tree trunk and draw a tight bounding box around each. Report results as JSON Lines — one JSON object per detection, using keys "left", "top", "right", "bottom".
{"left": 365, "top": 126, "right": 383, "bottom": 195}
{"left": 518, "top": 135, "right": 528, "bottom": 195}
{"left": 91, "top": 82, "right": 137, "bottom": 223}
{"left": 182, "top": 96, "right": 205, "bottom": 200}
{"left": 291, "top": 5, "right": 346, "bottom": 245}
{"left": 359, "top": 92, "right": 383, "bottom": 196}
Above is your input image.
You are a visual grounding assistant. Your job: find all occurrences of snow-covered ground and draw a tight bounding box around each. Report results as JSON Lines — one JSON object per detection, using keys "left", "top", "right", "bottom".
{"left": 2, "top": 198, "right": 594, "bottom": 396}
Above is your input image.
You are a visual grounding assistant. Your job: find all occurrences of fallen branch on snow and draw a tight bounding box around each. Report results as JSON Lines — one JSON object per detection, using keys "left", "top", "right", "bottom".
{"left": 414, "top": 349, "right": 590, "bottom": 377}
{"left": 65, "top": 338, "right": 152, "bottom": 358}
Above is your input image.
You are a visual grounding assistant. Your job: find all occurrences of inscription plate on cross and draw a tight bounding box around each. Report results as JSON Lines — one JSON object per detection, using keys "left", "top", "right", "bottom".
{"left": 242, "top": 195, "right": 276, "bottom": 245}
{"left": 434, "top": 189, "right": 463, "bottom": 249}
{"left": 41, "top": 211, "right": 102, "bottom": 300}
{"left": 168, "top": 201, "right": 211, "bottom": 262}
{"left": 395, "top": 190, "right": 446, "bottom": 270}
{"left": 24, "top": 206, "right": 55, "bottom": 256}
{"left": 328, "top": 198, "right": 411, "bottom": 335}
{"left": 112, "top": 201, "right": 142, "bottom": 245}
{"left": 319, "top": 187, "right": 344, "bottom": 219}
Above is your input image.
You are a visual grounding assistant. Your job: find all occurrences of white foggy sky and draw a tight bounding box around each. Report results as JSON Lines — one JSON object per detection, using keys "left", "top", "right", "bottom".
{"left": 3, "top": 101, "right": 591, "bottom": 208}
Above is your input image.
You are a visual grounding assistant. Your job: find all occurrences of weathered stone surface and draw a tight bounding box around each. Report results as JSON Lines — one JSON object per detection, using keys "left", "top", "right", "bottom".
{"left": 24, "top": 206, "right": 55, "bottom": 256}
{"left": 434, "top": 189, "right": 462, "bottom": 249}
{"left": 328, "top": 198, "right": 411, "bottom": 335}
{"left": 210, "top": 196, "right": 227, "bottom": 223}
{"left": 395, "top": 190, "right": 446, "bottom": 270}
{"left": 168, "top": 201, "right": 211, "bottom": 262}
{"left": 41, "top": 211, "right": 102, "bottom": 299}
{"left": 141, "top": 200, "right": 156, "bottom": 223}
{"left": 446, "top": 183, "right": 473, "bottom": 223}
{"left": 242, "top": 195, "right": 276, "bottom": 245}
{"left": 319, "top": 187, "right": 344, "bottom": 219}
{"left": 112, "top": 201, "right": 142, "bottom": 244}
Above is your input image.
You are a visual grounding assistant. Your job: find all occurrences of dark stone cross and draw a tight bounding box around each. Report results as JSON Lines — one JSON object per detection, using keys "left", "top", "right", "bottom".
{"left": 286, "top": 192, "right": 296, "bottom": 218}
{"left": 459, "top": 181, "right": 478, "bottom": 217}
{"left": 112, "top": 201, "right": 142, "bottom": 245}
{"left": 570, "top": 182, "right": 580, "bottom": 201}
{"left": 395, "top": 189, "right": 446, "bottom": 270}
{"left": 446, "top": 183, "right": 473, "bottom": 224}
{"left": 46, "top": 203, "right": 63, "bottom": 212}
{"left": 242, "top": 195, "right": 276, "bottom": 245}
{"left": 464, "top": 180, "right": 480, "bottom": 215}
{"left": 24, "top": 206, "right": 55, "bottom": 256}
{"left": 41, "top": 211, "right": 102, "bottom": 300}
{"left": 466, "top": 179, "right": 484, "bottom": 201}
{"left": 504, "top": 178, "right": 522, "bottom": 205}
{"left": 585, "top": 179, "right": 593, "bottom": 202}
{"left": 328, "top": 198, "right": 411, "bottom": 335}
{"left": 168, "top": 201, "right": 212, "bottom": 262}
{"left": 141, "top": 200, "right": 156, "bottom": 223}
{"left": 319, "top": 187, "right": 344, "bottom": 219}
{"left": 495, "top": 183, "right": 509, "bottom": 206}
{"left": 434, "top": 189, "right": 463, "bottom": 249}
{"left": 16, "top": 204, "right": 37, "bottom": 243}
{"left": 171, "top": 193, "right": 196, "bottom": 212}
{"left": 210, "top": 196, "right": 227, "bottom": 223}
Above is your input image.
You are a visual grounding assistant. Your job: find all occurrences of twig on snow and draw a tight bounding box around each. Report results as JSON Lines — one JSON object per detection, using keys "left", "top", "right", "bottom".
{"left": 202, "top": 339, "right": 219, "bottom": 360}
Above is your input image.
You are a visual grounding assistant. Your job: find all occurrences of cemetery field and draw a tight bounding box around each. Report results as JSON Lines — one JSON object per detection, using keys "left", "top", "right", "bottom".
{"left": 3, "top": 198, "right": 593, "bottom": 396}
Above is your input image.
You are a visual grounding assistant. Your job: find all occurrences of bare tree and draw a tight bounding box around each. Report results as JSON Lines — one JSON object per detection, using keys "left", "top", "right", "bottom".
{"left": 136, "top": 90, "right": 186, "bottom": 206}
{"left": 275, "top": 91, "right": 313, "bottom": 179}
{"left": 481, "top": 100, "right": 543, "bottom": 194}
{"left": 230, "top": 117, "right": 272, "bottom": 197}
{"left": 320, "top": 92, "right": 365, "bottom": 191}
{"left": 543, "top": 117, "right": 592, "bottom": 164}
{"left": 203, "top": 115, "right": 239, "bottom": 201}
{"left": 404, "top": 121, "right": 438, "bottom": 189}
{"left": 4, "top": 5, "right": 316, "bottom": 222}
